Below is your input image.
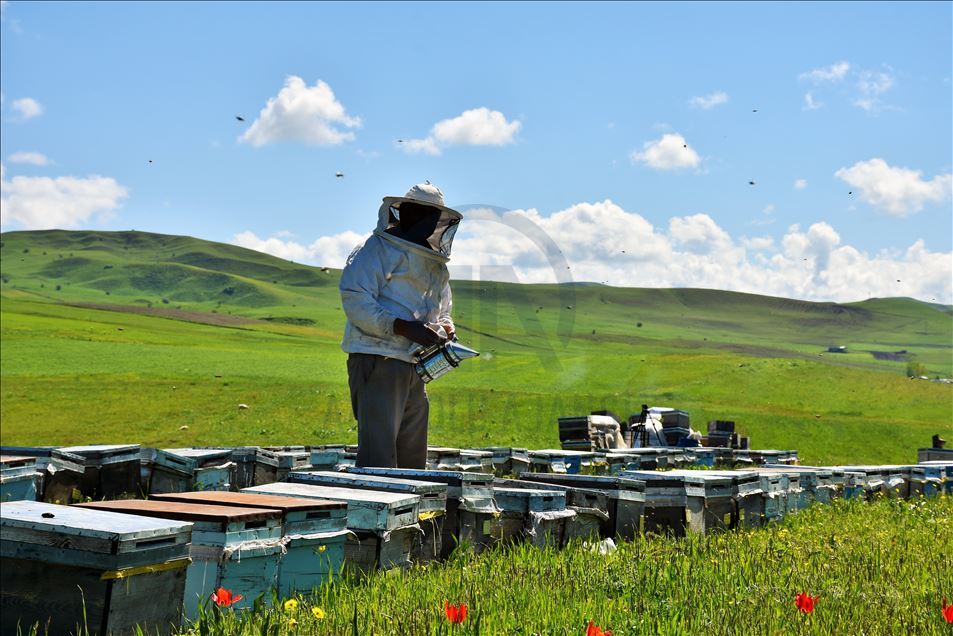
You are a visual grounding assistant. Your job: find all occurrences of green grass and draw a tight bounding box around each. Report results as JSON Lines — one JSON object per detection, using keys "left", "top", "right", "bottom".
{"left": 2, "top": 229, "right": 951, "bottom": 464}
{"left": 173, "top": 496, "right": 953, "bottom": 636}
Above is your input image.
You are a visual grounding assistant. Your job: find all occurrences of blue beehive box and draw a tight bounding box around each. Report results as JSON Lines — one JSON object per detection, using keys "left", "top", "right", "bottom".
{"left": 527, "top": 449, "right": 599, "bottom": 475}
{"left": 75, "top": 499, "right": 283, "bottom": 619}
{"left": 517, "top": 473, "right": 645, "bottom": 540}
{"left": 493, "top": 486, "right": 573, "bottom": 547}
{"left": 1, "top": 446, "right": 87, "bottom": 503}
{"left": 60, "top": 444, "right": 143, "bottom": 500}
{"left": 288, "top": 470, "right": 447, "bottom": 563}
{"left": 147, "top": 448, "right": 236, "bottom": 494}
{"left": 2, "top": 501, "right": 192, "bottom": 635}
{"left": 919, "top": 461, "right": 953, "bottom": 495}
{"left": 152, "top": 490, "right": 349, "bottom": 597}
{"left": 309, "top": 445, "right": 356, "bottom": 472}
{"left": 619, "top": 470, "right": 690, "bottom": 536}
{"left": 244, "top": 481, "right": 421, "bottom": 573}
{"left": 346, "top": 467, "right": 503, "bottom": 556}
{"left": 494, "top": 478, "right": 608, "bottom": 545}
{"left": 1, "top": 455, "right": 39, "bottom": 502}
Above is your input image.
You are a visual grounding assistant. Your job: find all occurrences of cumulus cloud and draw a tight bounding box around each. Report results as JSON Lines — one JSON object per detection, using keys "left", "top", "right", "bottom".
{"left": 631, "top": 133, "right": 701, "bottom": 170}
{"left": 7, "top": 151, "right": 51, "bottom": 166}
{"left": 279, "top": 200, "right": 951, "bottom": 303}
{"left": 11, "top": 97, "right": 43, "bottom": 120}
{"left": 0, "top": 164, "right": 129, "bottom": 229}
{"left": 401, "top": 107, "right": 521, "bottom": 156}
{"left": 232, "top": 229, "right": 369, "bottom": 266}
{"left": 799, "top": 61, "right": 850, "bottom": 83}
{"left": 794, "top": 179, "right": 808, "bottom": 190}
{"left": 854, "top": 69, "right": 895, "bottom": 112}
{"left": 239, "top": 76, "right": 360, "bottom": 147}
{"left": 689, "top": 92, "right": 728, "bottom": 109}
{"left": 835, "top": 158, "right": 952, "bottom": 216}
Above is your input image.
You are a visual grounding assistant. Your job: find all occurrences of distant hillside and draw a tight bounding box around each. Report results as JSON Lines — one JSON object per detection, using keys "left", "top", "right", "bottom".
{"left": 2, "top": 229, "right": 951, "bottom": 376}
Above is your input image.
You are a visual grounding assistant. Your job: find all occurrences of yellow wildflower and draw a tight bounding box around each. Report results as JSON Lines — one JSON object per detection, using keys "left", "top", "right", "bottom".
{"left": 312, "top": 607, "right": 326, "bottom": 619}
{"left": 318, "top": 545, "right": 327, "bottom": 553}
{"left": 288, "top": 618, "right": 298, "bottom": 628}
{"left": 284, "top": 599, "right": 299, "bottom": 612}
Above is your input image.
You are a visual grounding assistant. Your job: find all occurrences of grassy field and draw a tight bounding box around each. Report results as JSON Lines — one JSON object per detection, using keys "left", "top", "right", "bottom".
{"left": 159, "top": 496, "right": 952, "bottom": 636}
{"left": 1, "top": 229, "right": 951, "bottom": 464}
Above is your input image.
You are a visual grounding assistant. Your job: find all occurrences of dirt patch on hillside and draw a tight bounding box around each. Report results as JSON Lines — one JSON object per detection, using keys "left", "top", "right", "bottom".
{"left": 67, "top": 303, "right": 262, "bottom": 327}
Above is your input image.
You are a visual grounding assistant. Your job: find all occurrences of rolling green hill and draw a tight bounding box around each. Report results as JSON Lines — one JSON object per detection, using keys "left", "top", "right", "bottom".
{"left": 2, "top": 229, "right": 950, "bottom": 463}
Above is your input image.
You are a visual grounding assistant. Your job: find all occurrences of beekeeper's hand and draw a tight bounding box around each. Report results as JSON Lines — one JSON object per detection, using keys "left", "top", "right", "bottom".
{"left": 441, "top": 323, "right": 456, "bottom": 340}
{"left": 394, "top": 319, "right": 445, "bottom": 347}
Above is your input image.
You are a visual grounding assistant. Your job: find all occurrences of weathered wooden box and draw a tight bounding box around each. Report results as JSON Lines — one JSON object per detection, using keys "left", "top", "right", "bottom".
{"left": 2, "top": 501, "right": 192, "bottom": 636}
{"left": 75, "top": 499, "right": 283, "bottom": 619}
{"left": 309, "top": 445, "right": 357, "bottom": 472}
{"left": 476, "top": 447, "right": 531, "bottom": 477}
{"left": 917, "top": 448, "right": 953, "bottom": 463}
{"left": 496, "top": 478, "right": 608, "bottom": 546}
{"left": 835, "top": 465, "right": 907, "bottom": 499}
{"left": 619, "top": 470, "right": 689, "bottom": 536}
{"left": 227, "top": 447, "right": 280, "bottom": 489}
{"left": 900, "top": 465, "right": 943, "bottom": 498}
{"left": 685, "top": 448, "right": 716, "bottom": 467}
{"left": 517, "top": 473, "right": 645, "bottom": 540}
{"left": 750, "top": 467, "right": 802, "bottom": 515}
{"left": 243, "top": 482, "right": 421, "bottom": 573}
{"left": 60, "top": 444, "right": 143, "bottom": 500}
{"left": 1, "top": 446, "right": 87, "bottom": 503}
{"left": 749, "top": 449, "right": 799, "bottom": 465}
{"left": 348, "top": 467, "right": 501, "bottom": 557}
{"left": 1, "top": 455, "right": 39, "bottom": 502}
{"left": 274, "top": 450, "right": 312, "bottom": 482}
{"left": 147, "top": 448, "right": 236, "bottom": 494}
{"left": 752, "top": 471, "right": 786, "bottom": 523}
{"left": 493, "top": 486, "right": 573, "bottom": 548}
{"left": 919, "top": 461, "right": 953, "bottom": 495}
{"left": 153, "top": 491, "right": 349, "bottom": 597}
{"left": 660, "top": 470, "right": 761, "bottom": 534}
{"left": 288, "top": 470, "right": 446, "bottom": 563}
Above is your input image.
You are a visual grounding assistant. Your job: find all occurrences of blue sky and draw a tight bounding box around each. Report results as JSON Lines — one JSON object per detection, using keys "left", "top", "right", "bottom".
{"left": 1, "top": 1, "right": 951, "bottom": 303}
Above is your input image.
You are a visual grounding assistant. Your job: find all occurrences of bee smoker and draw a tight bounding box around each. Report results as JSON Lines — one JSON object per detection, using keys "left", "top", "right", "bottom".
{"left": 414, "top": 338, "right": 480, "bottom": 383}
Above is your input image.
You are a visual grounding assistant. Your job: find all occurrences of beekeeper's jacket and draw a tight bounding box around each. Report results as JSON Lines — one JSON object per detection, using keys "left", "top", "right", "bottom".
{"left": 339, "top": 201, "right": 461, "bottom": 363}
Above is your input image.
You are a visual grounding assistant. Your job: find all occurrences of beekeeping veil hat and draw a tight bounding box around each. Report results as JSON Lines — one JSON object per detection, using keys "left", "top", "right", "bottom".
{"left": 376, "top": 181, "right": 463, "bottom": 261}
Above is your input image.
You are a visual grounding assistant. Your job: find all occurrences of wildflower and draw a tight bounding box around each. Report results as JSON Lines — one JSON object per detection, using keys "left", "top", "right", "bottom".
{"left": 288, "top": 618, "right": 298, "bottom": 628}
{"left": 586, "top": 621, "right": 612, "bottom": 636}
{"left": 317, "top": 544, "right": 327, "bottom": 553}
{"left": 210, "top": 587, "right": 243, "bottom": 607}
{"left": 795, "top": 592, "right": 820, "bottom": 614}
{"left": 284, "top": 599, "right": 299, "bottom": 612}
{"left": 312, "top": 607, "right": 326, "bottom": 619}
{"left": 444, "top": 600, "right": 467, "bottom": 624}
{"left": 943, "top": 598, "right": 953, "bottom": 624}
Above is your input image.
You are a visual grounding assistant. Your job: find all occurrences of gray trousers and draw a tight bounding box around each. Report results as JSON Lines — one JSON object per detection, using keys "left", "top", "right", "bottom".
{"left": 347, "top": 353, "right": 429, "bottom": 469}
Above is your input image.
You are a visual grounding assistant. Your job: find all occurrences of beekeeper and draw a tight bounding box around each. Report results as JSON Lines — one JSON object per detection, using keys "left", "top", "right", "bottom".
{"left": 339, "top": 181, "right": 462, "bottom": 469}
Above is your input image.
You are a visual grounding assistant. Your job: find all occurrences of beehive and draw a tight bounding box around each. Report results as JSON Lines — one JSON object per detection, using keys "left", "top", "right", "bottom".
{"left": 347, "top": 467, "right": 501, "bottom": 557}
{"left": 243, "top": 482, "right": 421, "bottom": 573}
{"left": 60, "top": 444, "right": 143, "bottom": 500}
{"left": 496, "top": 478, "right": 609, "bottom": 546}
{"left": 147, "top": 448, "right": 235, "bottom": 494}
{"left": 492, "top": 486, "right": 574, "bottom": 548}
{"left": 517, "top": 473, "right": 645, "bottom": 540}
{"left": 1, "top": 455, "right": 39, "bottom": 502}
{"left": 152, "top": 491, "right": 349, "bottom": 597}
{"left": 619, "top": 470, "right": 689, "bottom": 536}
{"left": 75, "top": 499, "right": 283, "bottom": 619}
{"left": 287, "top": 470, "right": 447, "bottom": 563}
{"left": 1, "top": 501, "right": 192, "bottom": 636}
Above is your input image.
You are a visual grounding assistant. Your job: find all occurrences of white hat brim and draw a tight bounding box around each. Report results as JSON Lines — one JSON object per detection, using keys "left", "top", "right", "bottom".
{"left": 382, "top": 196, "right": 463, "bottom": 220}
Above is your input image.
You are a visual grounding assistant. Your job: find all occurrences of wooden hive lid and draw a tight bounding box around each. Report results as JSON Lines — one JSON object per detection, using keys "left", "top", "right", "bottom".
{"left": 74, "top": 499, "right": 281, "bottom": 523}
{"left": 245, "top": 482, "right": 419, "bottom": 507}
{"left": 2, "top": 501, "right": 192, "bottom": 542}
{"left": 151, "top": 491, "right": 346, "bottom": 512}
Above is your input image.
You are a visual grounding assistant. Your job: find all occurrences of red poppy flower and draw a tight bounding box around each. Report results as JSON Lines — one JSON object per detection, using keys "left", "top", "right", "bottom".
{"left": 211, "top": 587, "right": 243, "bottom": 607}
{"left": 586, "top": 620, "right": 612, "bottom": 636}
{"left": 942, "top": 598, "right": 953, "bottom": 624}
{"left": 444, "top": 600, "right": 467, "bottom": 624}
{"left": 795, "top": 592, "right": 820, "bottom": 614}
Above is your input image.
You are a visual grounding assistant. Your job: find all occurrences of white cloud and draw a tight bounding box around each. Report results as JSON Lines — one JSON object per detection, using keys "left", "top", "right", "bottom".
{"left": 0, "top": 164, "right": 129, "bottom": 229}
{"left": 7, "top": 152, "right": 51, "bottom": 166}
{"left": 835, "top": 158, "right": 952, "bottom": 216}
{"left": 401, "top": 108, "right": 521, "bottom": 156}
{"left": 689, "top": 92, "right": 728, "bottom": 109}
{"left": 803, "top": 92, "right": 823, "bottom": 110}
{"left": 11, "top": 97, "right": 43, "bottom": 120}
{"left": 232, "top": 229, "right": 369, "bottom": 266}
{"left": 631, "top": 133, "right": 701, "bottom": 170}
{"left": 239, "top": 76, "right": 360, "bottom": 147}
{"left": 854, "top": 69, "right": 895, "bottom": 112}
{"left": 799, "top": 61, "right": 850, "bottom": 83}
{"left": 742, "top": 236, "right": 774, "bottom": 251}
{"left": 794, "top": 179, "right": 808, "bottom": 190}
